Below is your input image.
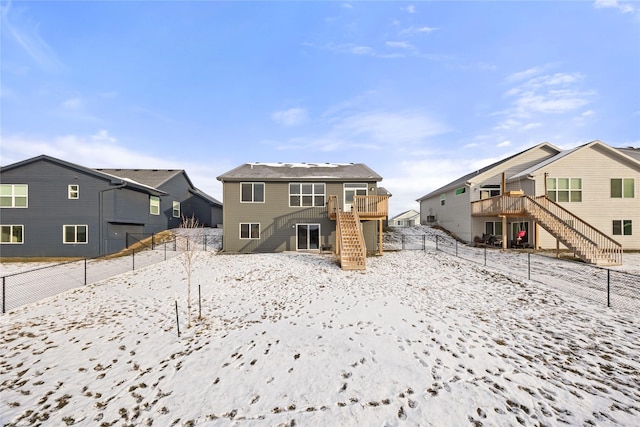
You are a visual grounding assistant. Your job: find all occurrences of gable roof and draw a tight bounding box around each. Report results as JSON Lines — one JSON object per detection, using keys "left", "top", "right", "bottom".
{"left": 217, "top": 162, "right": 383, "bottom": 182}
{"left": 509, "top": 140, "right": 640, "bottom": 180}
{"left": 416, "top": 142, "right": 561, "bottom": 201}
{"left": 95, "top": 168, "right": 192, "bottom": 189}
{"left": 189, "top": 188, "right": 223, "bottom": 207}
{"left": 616, "top": 146, "right": 640, "bottom": 162}
{"left": 1, "top": 155, "right": 166, "bottom": 196}
{"left": 390, "top": 209, "right": 419, "bottom": 221}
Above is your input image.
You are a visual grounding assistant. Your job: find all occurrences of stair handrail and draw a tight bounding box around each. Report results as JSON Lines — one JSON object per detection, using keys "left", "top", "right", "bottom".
{"left": 524, "top": 195, "right": 622, "bottom": 263}
{"left": 352, "top": 204, "right": 368, "bottom": 261}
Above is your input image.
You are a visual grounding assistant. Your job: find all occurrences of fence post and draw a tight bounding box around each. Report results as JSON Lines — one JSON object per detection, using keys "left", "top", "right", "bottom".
{"left": 484, "top": 246, "right": 487, "bottom": 266}
{"left": 126, "top": 232, "right": 129, "bottom": 248}
{"left": 402, "top": 235, "right": 405, "bottom": 251}
{"left": 436, "top": 235, "right": 439, "bottom": 251}
{"left": 84, "top": 258, "right": 87, "bottom": 285}
{"left": 198, "top": 283, "right": 202, "bottom": 320}
{"left": 152, "top": 234, "right": 155, "bottom": 250}
{"left": 607, "top": 269, "right": 611, "bottom": 308}
{"left": 455, "top": 240, "right": 458, "bottom": 257}
{"left": 175, "top": 299, "right": 181, "bottom": 337}
{"left": 132, "top": 249, "right": 135, "bottom": 271}
{"left": 422, "top": 235, "right": 426, "bottom": 251}
{"left": 164, "top": 242, "right": 167, "bottom": 261}
{"left": 2, "top": 277, "right": 5, "bottom": 314}
{"left": 528, "top": 253, "right": 531, "bottom": 280}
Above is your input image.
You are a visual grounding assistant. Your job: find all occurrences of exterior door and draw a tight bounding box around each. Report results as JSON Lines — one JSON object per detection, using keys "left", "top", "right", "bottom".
{"left": 344, "top": 183, "right": 368, "bottom": 211}
{"left": 297, "top": 224, "right": 320, "bottom": 250}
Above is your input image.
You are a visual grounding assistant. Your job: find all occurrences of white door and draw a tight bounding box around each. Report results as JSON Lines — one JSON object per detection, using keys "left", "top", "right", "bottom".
{"left": 344, "top": 183, "right": 368, "bottom": 211}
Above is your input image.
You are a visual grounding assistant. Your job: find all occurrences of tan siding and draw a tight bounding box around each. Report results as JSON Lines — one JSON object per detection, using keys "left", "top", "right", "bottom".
{"left": 532, "top": 145, "right": 640, "bottom": 250}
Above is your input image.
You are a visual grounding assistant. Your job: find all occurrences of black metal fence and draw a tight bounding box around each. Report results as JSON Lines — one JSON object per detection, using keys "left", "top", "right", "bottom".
{"left": 396, "top": 233, "right": 640, "bottom": 312}
{"left": 1, "top": 234, "right": 218, "bottom": 314}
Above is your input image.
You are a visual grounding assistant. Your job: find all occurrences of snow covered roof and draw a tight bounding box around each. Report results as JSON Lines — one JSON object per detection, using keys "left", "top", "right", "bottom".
{"left": 217, "top": 162, "right": 383, "bottom": 182}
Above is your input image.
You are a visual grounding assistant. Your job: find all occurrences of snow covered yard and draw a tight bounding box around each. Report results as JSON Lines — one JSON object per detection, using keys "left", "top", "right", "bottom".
{"left": 1, "top": 243, "right": 639, "bottom": 426}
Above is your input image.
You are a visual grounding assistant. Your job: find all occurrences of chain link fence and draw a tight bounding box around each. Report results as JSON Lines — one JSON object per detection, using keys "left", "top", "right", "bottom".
{"left": 393, "top": 233, "right": 640, "bottom": 312}
{"left": 1, "top": 233, "right": 219, "bottom": 313}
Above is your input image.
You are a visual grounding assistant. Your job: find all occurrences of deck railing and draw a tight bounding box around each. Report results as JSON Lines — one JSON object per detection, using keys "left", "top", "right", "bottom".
{"left": 470, "top": 194, "right": 622, "bottom": 265}
{"left": 353, "top": 195, "right": 389, "bottom": 218}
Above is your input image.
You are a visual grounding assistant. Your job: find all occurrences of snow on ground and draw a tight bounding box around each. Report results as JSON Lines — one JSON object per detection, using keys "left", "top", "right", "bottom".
{"left": 1, "top": 228, "right": 640, "bottom": 426}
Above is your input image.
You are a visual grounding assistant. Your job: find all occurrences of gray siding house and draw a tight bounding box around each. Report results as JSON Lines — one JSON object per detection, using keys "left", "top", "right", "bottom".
{"left": 1, "top": 155, "right": 221, "bottom": 258}
{"left": 217, "top": 163, "right": 389, "bottom": 269}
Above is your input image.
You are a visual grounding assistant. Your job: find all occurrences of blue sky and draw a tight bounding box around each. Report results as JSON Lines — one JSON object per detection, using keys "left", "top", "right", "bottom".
{"left": 1, "top": 0, "right": 639, "bottom": 216}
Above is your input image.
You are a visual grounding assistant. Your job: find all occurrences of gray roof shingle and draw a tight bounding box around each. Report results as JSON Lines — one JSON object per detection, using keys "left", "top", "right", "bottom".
{"left": 217, "top": 162, "right": 383, "bottom": 182}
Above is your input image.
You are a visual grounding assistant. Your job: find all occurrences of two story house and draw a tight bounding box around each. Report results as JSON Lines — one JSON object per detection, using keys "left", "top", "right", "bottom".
{"left": 417, "top": 140, "right": 640, "bottom": 265}
{"left": 216, "top": 162, "right": 389, "bottom": 270}
{"left": 0, "top": 155, "right": 222, "bottom": 258}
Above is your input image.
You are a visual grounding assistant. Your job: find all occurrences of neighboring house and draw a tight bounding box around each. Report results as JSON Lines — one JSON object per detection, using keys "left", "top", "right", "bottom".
{"left": 417, "top": 140, "right": 640, "bottom": 265}
{"left": 96, "top": 168, "right": 222, "bottom": 228}
{"left": 389, "top": 209, "right": 420, "bottom": 227}
{"left": 216, "top": 162, "right": 389, "bottom": 270}
{"left": 0, "top": 155, "right": 222, "bottom": 258}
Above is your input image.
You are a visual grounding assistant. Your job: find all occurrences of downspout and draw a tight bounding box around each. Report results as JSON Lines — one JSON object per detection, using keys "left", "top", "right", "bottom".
{"left": 99, "top": 183, "right": 126, "bottom": 256}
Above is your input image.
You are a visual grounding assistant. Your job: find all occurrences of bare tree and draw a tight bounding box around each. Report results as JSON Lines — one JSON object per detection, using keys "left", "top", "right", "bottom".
{"left": 178, "top": 214, "right": 203, "bottom": 328}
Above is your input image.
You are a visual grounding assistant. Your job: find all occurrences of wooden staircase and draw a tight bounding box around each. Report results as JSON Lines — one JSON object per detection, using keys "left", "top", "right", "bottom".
{"left": 524, "top": 196, "right": 622, "bottom": 266}
{"left": 336, "top": 209, "right": 367, "bottom": 270}
{"left": 471, "top": 194, "right": 623, "bottom": 265}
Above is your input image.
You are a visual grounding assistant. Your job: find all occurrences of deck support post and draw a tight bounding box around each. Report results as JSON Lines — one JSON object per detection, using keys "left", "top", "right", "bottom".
{"left": 501, "top": 215, "right": 507, "bottom": 249}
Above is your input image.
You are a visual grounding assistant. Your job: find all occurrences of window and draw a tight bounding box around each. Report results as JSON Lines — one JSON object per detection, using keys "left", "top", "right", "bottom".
{"left": 440, "top": 194, "right": 445, "bottom": 206}
{"left": 241, "top": 182, "right": 265, "bottom": 203}
{"left": 479, "top": 185, "right": 500, "bottom": 200}
{"left": 240, "top": 223, "right": 260, "bottom": 239}
{"left": 613, "top": 220, "right": 632, "bottom": 236}
{"left": 289, "top": 183, "right": 325, "bottom": 207}
{"left": 68, "top": 184, "right": 79, "bottom": 199}
{"left": 150, "top": 196, "right": 160, "bottom": 215}
{"left": 611, "top": 179, "right": 635, "bottom": 198}
{"left": 63, "top": 225, "right": 88, "bottom": 244}
{"left": 454, "top": 187, "right": 466, "bottom": 196}
{"left": 0, "top": 184, "right": 28, "bottom": 208}
{"left": 547, "top": 178, "right": 582, "bottom": 202}
{"left": 1, "top": 225, "right": 24, "bottom": 244}
{"left": 172, "top": 201, "right": 180, "bottom": 218}
{"left": 484, "top": 221, "right": 503, "bottom": 236}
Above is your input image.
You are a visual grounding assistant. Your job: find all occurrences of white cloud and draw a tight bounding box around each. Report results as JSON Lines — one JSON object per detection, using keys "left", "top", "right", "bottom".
{"left": 341, "top": 3, "right": 353, "bottom": 9}
{"left": 61, "top": 98, "right": 83, "bottom": 110}
{"left": 0, "top": 132, "right": 227, "bottom": 201}
{"left": 496, "top": 140, "right": 511, "bottom": 148}
{"left": 400, "top": 26, "right": 439, "bottom": 36}
{"left": 593, "top": 0, "right": 635, "bottom": 13}
{"left": 503, "top": 70, "right": 596, "bottom": 117}
{"left": 581, "top": 110, "right": 595, "bottom": 117}
{"left": 1, "top": 1, "right": 64, "bottom": 71}
{"left": 385, "top": 41, "right": 413, "bottom": 49}
{"left": 403, "top": 5, "right": 416, "bottom": 14}
{"left": 271, "top": 108, "right": 309, "bottom": 127}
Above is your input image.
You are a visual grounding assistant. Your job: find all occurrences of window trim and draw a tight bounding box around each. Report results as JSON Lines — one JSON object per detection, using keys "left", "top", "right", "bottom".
{"left": 613, "top": 220, "right": 632, "bottom": 236}
{"left": 68, "top": 184, "right": 79, "bottom": 200}
{"left": 440, "top": 194, "right": 445, "bottom": 206}
{"left": 0, "top": 184, "right": 28, "bottom": 208}
{"left": 240, "top": 182, "right": 265, "bottom": 203}
{"left": 479, "top": 185, "right": 500, "bottom": 200}
{"left": 239, "top": 223, "right": 260, "bottom": 239}
{"left": 454, "top": 187, "right": 466, "bottom": 196}
{"left": 172, "top": 201, "right": 181, "bottom": 218}
{"left": 63, "top": 225, "right": 88, "bottom": 244}
{"left": 611, "top": 178, "right": 635, "bottom": 199}
{"left": 1, "top": 225, "right": 24, "bottom": 244}
{"left": 289, "top": 182, "right": 326, "bottom": 207}
{"left": 546, "top": 177, "right": 582, "bottom": 203}
{"left": 150, "top": 196, "right": 160, "bottom": 215}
